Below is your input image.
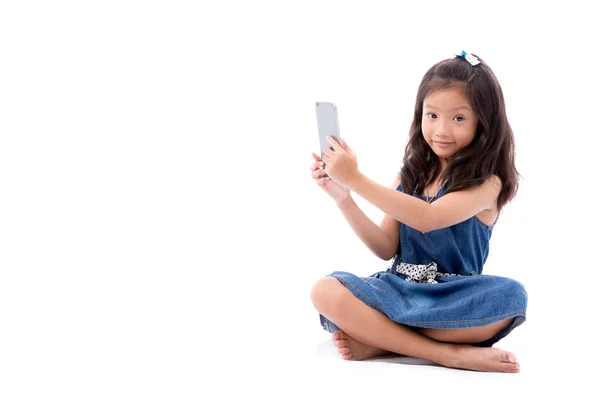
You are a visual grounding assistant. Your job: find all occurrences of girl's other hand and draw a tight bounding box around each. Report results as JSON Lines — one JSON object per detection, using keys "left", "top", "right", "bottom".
{"left": 310, "top": 152, "right": 350, "bottom": 205}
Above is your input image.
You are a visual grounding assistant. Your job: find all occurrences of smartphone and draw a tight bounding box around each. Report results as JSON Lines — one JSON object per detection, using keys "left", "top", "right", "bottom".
{"left": 315, "top": 101, "right": 342, "bottom": 157}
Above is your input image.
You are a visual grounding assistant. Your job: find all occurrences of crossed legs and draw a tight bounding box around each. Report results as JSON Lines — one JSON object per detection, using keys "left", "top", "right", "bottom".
{"left": 311, "top": 277, "right": 520, "bottom": 373}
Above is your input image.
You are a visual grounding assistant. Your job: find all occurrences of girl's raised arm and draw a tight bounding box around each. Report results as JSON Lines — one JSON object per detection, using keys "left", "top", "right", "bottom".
{"left": 348, "top": 174, "right": 501, "bottom": 233}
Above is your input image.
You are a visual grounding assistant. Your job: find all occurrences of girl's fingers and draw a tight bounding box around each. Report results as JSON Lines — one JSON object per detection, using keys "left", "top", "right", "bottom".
{"left": 312, "top": 168, "right": 327, "bottom": 179}
{"left": 310, "top": 161, "right": 325, "bottom": 172}
{"left": 340, "top": 139, "right": 354, "bottom": 156}
{"left": 311, "top": 152, "right": 322, "bottom": 161}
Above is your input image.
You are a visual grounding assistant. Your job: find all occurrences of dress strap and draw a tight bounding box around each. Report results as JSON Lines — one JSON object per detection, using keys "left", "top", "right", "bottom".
{"left": 434, "top": 179, "right": 449, "bottom": 197}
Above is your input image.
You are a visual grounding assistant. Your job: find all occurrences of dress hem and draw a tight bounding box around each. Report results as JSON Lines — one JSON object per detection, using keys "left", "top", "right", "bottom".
{"left": 332, "top": 273, "right": 527, "bottom": 329}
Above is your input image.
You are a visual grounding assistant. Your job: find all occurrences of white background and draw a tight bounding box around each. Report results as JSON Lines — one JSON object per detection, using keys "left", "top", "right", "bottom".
{"left": 1, "top": 1, "right": 598, "bottom": 399}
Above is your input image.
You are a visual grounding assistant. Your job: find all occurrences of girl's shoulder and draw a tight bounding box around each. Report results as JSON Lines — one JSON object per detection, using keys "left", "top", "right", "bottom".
{"left": 486, "top": 174, "right": 502, "bottom": 191}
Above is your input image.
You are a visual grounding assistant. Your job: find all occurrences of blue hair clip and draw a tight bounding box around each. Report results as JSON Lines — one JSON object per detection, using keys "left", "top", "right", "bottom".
{"left": 454, "top": 50, "right": 480, "bottom": 66}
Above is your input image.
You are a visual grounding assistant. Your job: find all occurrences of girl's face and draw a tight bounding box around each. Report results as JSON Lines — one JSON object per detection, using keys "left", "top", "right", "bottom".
{"left": 422, "top": 87, "right": 478, "bottom": 163}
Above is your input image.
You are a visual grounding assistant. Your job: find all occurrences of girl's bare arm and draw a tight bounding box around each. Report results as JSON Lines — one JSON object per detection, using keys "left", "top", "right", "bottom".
{"left": 337, "top": 176, "right": 400, "bottom": 261}
{"left": 349, "top": 174, "right": 501, "bottom": 233}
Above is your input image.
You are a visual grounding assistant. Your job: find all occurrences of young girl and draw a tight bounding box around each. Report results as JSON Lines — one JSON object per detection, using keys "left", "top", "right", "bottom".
{"left": 309, "top": 51, "right": 527, "bottom": 373}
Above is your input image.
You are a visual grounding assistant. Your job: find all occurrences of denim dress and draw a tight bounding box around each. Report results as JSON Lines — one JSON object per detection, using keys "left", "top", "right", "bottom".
{"left": 319, "top": 180, "right": 528, "bottom": 347}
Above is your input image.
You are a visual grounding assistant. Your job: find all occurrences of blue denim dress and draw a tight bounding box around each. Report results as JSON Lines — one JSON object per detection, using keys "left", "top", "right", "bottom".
{"left": 320, "top": 180, "right": 527, "bottom": 347}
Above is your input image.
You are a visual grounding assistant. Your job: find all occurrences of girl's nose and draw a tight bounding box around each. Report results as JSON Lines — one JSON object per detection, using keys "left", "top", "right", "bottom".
{"left": 436, "top": 120, "right": 450, "bottom": 135}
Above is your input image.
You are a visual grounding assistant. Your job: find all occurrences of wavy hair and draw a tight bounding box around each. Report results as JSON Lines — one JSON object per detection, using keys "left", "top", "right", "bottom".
{"left": 399, "top": 54, "right": 519, "bottom": 214}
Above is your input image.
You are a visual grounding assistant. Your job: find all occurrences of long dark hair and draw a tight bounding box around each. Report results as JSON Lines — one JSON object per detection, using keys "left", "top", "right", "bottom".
{"left": 399, "top": 53, "right": 519, "bottom": 214}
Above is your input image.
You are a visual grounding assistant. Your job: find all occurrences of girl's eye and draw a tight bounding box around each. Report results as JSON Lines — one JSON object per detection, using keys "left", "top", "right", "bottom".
{"left": 453, "top": 116, "right": 464, "bottom": 122}
{"left": 426, "top": 113, "right": 437, "bottom": 119}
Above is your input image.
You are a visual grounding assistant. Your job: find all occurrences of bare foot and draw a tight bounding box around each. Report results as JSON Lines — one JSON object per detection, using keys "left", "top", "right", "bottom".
{"left": 441, "top": 344, "right": 521, "bottom": 373}
{"left": 332, "top": 330, "right": 389, "bottom": 361}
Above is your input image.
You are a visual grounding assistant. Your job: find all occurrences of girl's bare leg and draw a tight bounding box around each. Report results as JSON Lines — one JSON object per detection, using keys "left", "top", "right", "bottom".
{"left": 311, "top": 277, "right": 520, "bottom": 373}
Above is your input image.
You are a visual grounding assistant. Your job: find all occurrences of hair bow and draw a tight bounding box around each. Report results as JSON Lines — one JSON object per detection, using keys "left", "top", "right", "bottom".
{"left": 454, "top": 50, "right": 480, "bottom": 66}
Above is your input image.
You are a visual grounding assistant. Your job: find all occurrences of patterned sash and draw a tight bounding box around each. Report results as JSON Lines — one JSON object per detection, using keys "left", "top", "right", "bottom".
{"left": 396, "top": 261, "right": 461, "bottom": 284}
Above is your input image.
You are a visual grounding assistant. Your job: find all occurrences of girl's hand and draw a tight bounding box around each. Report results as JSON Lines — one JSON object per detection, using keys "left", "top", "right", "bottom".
{"left": 321, "top": 137, "right": 359, "bottom": 189}
{"left": 310, "top": 152, "right": 350, "bottom": 205}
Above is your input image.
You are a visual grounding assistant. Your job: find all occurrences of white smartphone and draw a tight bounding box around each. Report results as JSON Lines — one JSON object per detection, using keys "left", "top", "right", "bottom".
{"left": 315, "top": 101, "right": 342, "bottom": 158}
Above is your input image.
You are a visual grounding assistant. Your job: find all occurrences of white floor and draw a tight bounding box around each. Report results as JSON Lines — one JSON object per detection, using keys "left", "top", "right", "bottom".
{"left": 212, "top": 311, "right": 597, "bottom": 399}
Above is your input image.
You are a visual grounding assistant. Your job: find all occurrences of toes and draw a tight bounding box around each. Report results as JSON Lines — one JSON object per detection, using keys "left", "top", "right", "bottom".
{"left": 334, "top": 339, "right": 348, "bottom": 348}
{"left": 503, "top": 363, "right": 519, "bottom": 373}
{"left": 342, "top": 353, "right": 353, "bottom": 360}
{"left": 499, "top": 358, "right": 520, "bottom": 373}
{"left": 338, "top": 330, "right": 349, "bottom": 340}
{"left": 337, "top": 346, "right": 350, "bottom": 355}
{"left": 332, "top": 330, "right": 349, "bottom": 340}
{"left": 496, "top": 350, "right": 517, "bottom": 363}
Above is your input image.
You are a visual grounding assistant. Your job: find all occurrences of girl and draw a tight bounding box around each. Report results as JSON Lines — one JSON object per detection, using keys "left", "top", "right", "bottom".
{"left": 309, "top": 51, "right": 527, "bottom": 373}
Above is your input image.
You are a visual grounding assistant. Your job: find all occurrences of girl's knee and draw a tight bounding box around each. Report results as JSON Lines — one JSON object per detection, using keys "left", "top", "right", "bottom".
{"left": 310, "top": 276, "right": 346, "bottom": 314}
